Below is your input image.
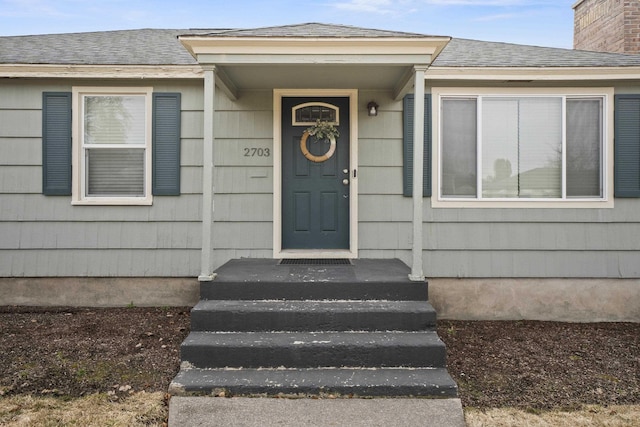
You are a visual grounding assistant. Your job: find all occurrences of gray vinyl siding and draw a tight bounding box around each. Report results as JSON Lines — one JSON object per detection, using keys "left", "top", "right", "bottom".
{"left": 358, "top": 90, "right": 412, "bottom": 263}
{"left": 421, "top": 200, "right": 640, "bottom": 278}
{"left": 0, "top": 79, "right": 203, "bottom": 277}
{"left": 211, "top": 90, "right": 274, "bottom": 269}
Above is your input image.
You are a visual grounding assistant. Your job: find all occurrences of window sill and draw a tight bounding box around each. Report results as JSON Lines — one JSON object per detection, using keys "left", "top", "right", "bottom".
{"left": 431, "top": 198, "right": 614, "bottom": 209}
{"left": 71, "top": 197, "right": 153, "bottom": 206}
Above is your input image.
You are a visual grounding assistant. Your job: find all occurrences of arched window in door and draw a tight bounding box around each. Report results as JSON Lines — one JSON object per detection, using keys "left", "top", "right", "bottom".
{"left": 292, "top": 102, "right": 339, "bottom": 126}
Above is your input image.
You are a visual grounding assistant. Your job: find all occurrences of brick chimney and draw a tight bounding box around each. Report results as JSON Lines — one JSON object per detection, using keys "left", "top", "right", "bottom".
{"left": 573, "top": 0, "right": 640, "bottom": 54}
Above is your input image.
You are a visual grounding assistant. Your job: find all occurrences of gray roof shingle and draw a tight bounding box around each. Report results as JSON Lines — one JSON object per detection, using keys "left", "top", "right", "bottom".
{"left": 432, "top": 37, "right": 640, "bottom": 68}
{"left": 0, "top": 29, "right": 221, "bottom": 65}
{"left": 185, "top": 22, "right": 436, "bottom": 38}
{"left": 2, "top": 24, "right": 640, "bottom": 68}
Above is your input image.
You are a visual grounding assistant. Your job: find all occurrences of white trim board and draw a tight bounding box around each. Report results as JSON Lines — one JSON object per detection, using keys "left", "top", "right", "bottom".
{"left": 273, "top": 89, "right": 358, "bottom": 259}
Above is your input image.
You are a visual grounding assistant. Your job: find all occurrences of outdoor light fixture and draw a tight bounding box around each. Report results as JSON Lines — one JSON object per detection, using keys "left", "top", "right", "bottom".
{"left": 367, "top": 101, "right": 379, "bottom": 116}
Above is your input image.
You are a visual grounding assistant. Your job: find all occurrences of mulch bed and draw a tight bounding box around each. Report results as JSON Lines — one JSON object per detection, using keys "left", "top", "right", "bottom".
{"left": 439, "top": 320, "right": 640, "bottom": 409}
{"left": 0, "top": 306, "right": 638, "bottom": 409}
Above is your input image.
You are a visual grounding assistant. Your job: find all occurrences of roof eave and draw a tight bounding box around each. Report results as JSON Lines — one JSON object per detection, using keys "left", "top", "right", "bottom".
{"left": 427, "top": 66, "right": 640, "bottom": 81}
{"left": 0, "top": 64, "right": 204, "bottom": 79}
{"left": 179, "top": 35, "right": 451, "bottom": 64}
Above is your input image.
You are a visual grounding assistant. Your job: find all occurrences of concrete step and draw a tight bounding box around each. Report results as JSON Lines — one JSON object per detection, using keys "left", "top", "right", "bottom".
{"left": 200, "top": 280, "right": 428, "bottom": 301}
{"left": 190, "top": 300, "right": 437, "bottom": 332}
{"left": 169, "top": 367, "right": 458, "bottom": 398}
{"left": 201, "top": 259, "right": 428, "bottom": 301}
{"left": 180, "top": 331, "right": 447, "bottom": 369}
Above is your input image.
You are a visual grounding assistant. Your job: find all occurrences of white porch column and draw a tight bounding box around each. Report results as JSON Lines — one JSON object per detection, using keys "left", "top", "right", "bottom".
{"left": 409, "top": 66, "right": 428, "bottom": 282}
{"left": 199, "top": 66, "right": 217, "bottom": 281}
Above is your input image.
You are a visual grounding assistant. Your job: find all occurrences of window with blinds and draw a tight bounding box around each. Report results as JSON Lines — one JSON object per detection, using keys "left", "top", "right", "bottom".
{"left": 440, "top": 95, "right": 604, "bottom": 201}
{"left": 77, "top": 91, "right": 151, "bottom": 202}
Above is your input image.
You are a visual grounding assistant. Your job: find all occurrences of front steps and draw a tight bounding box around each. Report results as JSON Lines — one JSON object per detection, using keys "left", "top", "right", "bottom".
{"left": 169, "top": 259, "right": 458, "bottom": 398}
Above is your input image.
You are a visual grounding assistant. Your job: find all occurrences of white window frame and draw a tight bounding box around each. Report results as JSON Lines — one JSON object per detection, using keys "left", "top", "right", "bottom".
{"left": 432, "top": 87, "right": 614, "bottom": 209}
{"left": 72, "top": 86, "right": 153, "bottom": 205}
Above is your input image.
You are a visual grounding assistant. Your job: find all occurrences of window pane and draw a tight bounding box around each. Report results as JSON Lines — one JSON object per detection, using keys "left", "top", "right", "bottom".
{"left": 482, "top": 97, "right": 562, "bottom": 198}
{"left": 566, "top": 99, "right": 602, "bottom": 197}
{"left": 441, "top": 98, "right": 477, "bottom": 197}
{"left": 84, "top": 96, "right": 145, "bottom": 145}
{"left": 482, "top": 98, "right": 519, "bottom": 198}
{"left": 518, "top": 98, "right": 562, "bottom": 198}
{"left": 86, "top": 148, "right": 145, "bottom": 196}
{"left": 294, "top": 104, "right": 337, "bottom": 124}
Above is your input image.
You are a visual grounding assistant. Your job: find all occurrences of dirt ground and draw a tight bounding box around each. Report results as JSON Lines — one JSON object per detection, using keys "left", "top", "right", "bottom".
{"left": 0, "top": 306, "right": 638, "bottom": 411}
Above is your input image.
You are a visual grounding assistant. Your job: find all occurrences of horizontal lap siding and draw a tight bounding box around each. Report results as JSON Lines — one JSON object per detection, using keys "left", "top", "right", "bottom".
{"left": 0, "top": 139, "right": 41, "bottom": 165}
{"left": 0, "top": 249, "right": 200, "bottom": 276}
{"left": 212, "top": 90, "right": 273, "bottom": 270}
{"left": 0, "top": 222, "right": 202, "bottom": 249}
{"left": 0, "top": 194, "right": 202, "bottom": 221}
{"left": 0, "top": 80, "right": 204, "bottom": 277}
{"left": 422, "top": 200, "right": 640, "bottom": 278}
{"left": 358, "top": 91, "right": 409, "bottom": 264}
{"left": 423, "top": 250, "right": 640, "bottom": 278}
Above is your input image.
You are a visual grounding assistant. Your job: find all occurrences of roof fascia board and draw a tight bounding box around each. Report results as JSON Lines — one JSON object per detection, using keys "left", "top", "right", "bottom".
{"left": 427, "top": 66, "right": 640, "bottom": 81}
{"left": 181, "top": 36, "right": 448, "bottom": 54}
{"left": 195, "top": 53, "right": 432, "bottom": 65}
{"left": 0, "top": 64, "right": 204, "bottom": 79}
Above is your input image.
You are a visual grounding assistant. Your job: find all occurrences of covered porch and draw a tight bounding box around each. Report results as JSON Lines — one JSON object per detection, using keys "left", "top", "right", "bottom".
{"left": 178, "top": 23, "right": 450, "bottom": 282}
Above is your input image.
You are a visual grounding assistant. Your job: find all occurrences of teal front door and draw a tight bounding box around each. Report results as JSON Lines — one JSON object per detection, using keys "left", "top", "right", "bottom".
{"left": 282, "top": 97, "right": 350, "bottom": 249}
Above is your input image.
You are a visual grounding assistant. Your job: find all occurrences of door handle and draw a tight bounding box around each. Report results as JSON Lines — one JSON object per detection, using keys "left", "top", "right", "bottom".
{"left": 342, "top": 179, "right": 349, "bottom": 186}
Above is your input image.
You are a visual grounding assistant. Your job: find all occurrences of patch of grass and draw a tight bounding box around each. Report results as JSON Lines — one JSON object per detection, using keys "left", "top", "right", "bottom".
{"left": 69, "top": 360, "right": 157, "bottom": 387}
{"left": 0, "top": 392, "right": 167, "bottom": 426}
{"left": 465, "top": 405, "right": 640, "bottom": 427}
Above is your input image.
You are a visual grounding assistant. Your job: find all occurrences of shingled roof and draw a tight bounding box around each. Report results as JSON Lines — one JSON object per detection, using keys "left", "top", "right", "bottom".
{"left": 184, "top": 22, "right": 435, "bottom": 38}
{"left": 432, "top": 37, "right": 640, "bottom": 68}
{"left": 0, "top": 28, "right": 219, "bottom": 65}
{"left": 2, "top": 24, "right": 640, "bottom": 68}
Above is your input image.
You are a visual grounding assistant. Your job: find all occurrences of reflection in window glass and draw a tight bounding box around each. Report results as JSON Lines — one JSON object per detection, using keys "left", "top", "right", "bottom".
{"left": 566, "top": 99, "right": 603, "bottom": 197}
{"left": 441, "top": 98, "right": 477, "bottom": 198}
{"left": 84, "top": 96, "right": 145, "bottom": 145}
{"left": 440, "top": 95, "right": 604, "bottom": 201}
{"left": 482, "top": 97, "right": 562, "bottom": 199}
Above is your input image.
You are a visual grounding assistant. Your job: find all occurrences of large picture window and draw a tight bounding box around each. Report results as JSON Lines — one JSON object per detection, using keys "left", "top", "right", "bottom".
{"left": 439, "top": 93, "right": 607, "bottom": 205}
{"left": 72, "top": 87, "right": 153, "bottom": 204}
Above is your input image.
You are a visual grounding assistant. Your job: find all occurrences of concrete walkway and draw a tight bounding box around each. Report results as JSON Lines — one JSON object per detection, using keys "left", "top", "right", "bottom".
{"left": 169, "top": 397, "right": 465, "bottom": 426}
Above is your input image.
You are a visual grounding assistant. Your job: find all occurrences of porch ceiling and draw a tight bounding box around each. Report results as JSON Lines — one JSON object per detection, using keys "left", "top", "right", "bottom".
{"left": 217, "top": 64, "right": 410, "bottom": 90}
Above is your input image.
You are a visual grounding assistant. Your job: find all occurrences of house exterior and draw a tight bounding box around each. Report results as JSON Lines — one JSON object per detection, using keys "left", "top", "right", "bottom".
{"left": 1, "top": 23, "right": 640, "bottom": 321}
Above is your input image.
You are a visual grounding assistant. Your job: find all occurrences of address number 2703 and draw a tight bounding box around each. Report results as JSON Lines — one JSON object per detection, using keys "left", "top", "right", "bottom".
{"left": 244, "top": 148, "right": 271, "bottom": 157}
